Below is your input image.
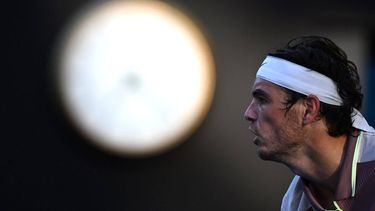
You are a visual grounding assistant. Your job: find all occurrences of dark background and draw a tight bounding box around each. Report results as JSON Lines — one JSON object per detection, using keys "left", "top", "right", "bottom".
{"left": 3, "top": 0, "right": 375, "bottom": 210}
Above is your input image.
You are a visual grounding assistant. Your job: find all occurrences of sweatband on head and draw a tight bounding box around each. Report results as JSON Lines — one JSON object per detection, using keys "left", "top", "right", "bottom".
{"left": 257, "top": 56, "right": 342, "bottom": 106}
{"left": 255, "top": 55, "right": 374, "bottom": 133}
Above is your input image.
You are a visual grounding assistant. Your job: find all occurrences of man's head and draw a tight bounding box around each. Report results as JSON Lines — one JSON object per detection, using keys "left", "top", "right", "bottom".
{"left": 245, "top": 77, "right": 308, "bottom": 161}
{"left": 244, "top": 36, "right": 363, "bottom": 162}
{"left": 268, "top": 36, "right": 363, "bottom": 136}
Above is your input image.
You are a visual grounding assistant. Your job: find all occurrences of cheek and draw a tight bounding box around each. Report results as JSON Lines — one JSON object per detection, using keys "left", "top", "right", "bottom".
{"left": 259, "top": 108, "right": 300, "bottom": 145}
{"left": 272, "top": 112, "right": 303, "bottom": 144}
{"left": 257, "top": 109, "right": 283, "bottom": 137}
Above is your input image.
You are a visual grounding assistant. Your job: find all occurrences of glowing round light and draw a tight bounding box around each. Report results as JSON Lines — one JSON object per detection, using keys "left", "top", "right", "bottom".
{"left": 56, "top": 0, "right": 215, "bottom": 157}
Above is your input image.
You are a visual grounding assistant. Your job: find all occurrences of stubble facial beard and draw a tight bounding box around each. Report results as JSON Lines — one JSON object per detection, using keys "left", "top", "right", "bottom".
{"left": 257, "top": 136, "right": 302, "bottom": 163}
{"left": 257, "top": 109, "right": 304, "bottom": 164}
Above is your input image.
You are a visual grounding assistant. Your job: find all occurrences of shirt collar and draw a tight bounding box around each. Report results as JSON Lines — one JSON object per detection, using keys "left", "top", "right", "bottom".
{"left": 301, "top": 131, "right": 359, "bottom": 210}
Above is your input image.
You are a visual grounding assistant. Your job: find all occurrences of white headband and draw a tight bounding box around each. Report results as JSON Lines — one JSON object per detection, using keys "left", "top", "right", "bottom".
{"left": 256, "top": 55, "right": 374, "bottom": 133}
{"left": 257, "top": 56, "right": 342, "bottom": 105}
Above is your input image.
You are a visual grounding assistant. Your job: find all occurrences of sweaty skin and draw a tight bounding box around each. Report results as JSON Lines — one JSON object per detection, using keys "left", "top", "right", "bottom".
{"left": 244, "top": 78, "right": 347, "bottom": 209}
{"left": 244, "top": 78, "right": 305, "bottom": 162}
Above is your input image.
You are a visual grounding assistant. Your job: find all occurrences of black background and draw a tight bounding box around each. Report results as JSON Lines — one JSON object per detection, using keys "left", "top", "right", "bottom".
{"left": 3, "top": 0, "right": 375, "bottom": 210}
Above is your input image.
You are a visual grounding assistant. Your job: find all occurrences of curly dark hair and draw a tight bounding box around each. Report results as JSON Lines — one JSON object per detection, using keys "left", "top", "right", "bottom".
{"left": 268, "top": 36, "right": 363, "bottom": 137}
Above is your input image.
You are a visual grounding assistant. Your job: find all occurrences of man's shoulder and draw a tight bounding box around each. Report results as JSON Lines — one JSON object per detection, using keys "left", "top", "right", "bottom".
{"left": 359, "top": 131, "right": 375, "bottom": 163}
{"left": 281, "top": 176, "right": 310, "bottom": 211}
{"left": 351, "top": 161, "right": 375, "bottom": 210}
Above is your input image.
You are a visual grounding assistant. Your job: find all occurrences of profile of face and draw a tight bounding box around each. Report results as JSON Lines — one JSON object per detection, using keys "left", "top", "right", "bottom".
{"left": 244, "top": 78, "right": 305, "bottom": 162}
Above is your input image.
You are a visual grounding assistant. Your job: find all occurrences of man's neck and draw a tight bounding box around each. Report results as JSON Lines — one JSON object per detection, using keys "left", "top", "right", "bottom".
{"left": 285, "top": 132, "right": 348, "bottom": 199}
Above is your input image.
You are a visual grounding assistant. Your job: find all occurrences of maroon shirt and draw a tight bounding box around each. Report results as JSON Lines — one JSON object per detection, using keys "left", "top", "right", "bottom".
{"left": 281, "top": 131, "right": 375, "bottom": 211}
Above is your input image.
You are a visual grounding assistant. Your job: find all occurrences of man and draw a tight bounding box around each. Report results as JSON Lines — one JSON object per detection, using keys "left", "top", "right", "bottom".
{"left": 244, "top": 36, "right": 375, "bottom": 211}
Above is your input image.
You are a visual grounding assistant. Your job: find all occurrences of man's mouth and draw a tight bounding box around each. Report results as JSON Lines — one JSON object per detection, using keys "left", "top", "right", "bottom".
{"left": 253, "top": 136, "right": 260, "bottom": 145}
{"left": 248, "top": 127, "right": 259, "bottom": 136}
{"left": 248, "top": 127, "right": 260, "bottom": 145}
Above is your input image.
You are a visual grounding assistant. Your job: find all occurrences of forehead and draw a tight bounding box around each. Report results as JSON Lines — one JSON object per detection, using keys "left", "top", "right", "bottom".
{"left": 251, "top": 78, "right": 290, "bottom": 104}
{"left": 252, "top": 78, "right": 286, "bottom": 95}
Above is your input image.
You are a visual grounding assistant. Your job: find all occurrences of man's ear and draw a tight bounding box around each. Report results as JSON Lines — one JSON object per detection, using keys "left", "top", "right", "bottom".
{"left": 303, "top": 95, "right": 321, "bottom": 124}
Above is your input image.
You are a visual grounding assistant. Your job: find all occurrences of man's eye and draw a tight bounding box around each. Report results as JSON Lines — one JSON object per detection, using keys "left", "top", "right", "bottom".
{"left": 257, "top": 97, "right": 268, "bottom": 104}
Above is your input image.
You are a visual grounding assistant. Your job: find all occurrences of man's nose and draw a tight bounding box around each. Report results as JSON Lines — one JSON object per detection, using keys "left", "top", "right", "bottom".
{"left": 244, "top": 102, "right": 257, "bottom": 122}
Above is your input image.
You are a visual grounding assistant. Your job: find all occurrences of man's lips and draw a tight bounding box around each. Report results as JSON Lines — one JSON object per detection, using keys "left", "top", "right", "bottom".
{"left": 248, "top": 127, "right": 260, "bottom": 145}
{"left": 253, "top": 136, "right": 260, "bottom": 145}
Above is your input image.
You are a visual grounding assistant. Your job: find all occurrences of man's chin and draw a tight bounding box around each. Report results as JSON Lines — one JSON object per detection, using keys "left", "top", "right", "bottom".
{"left": 256, "top": 148, "right": 278, "bottom": 161}
{"left": 257, "top": 152, "right": 272, "bottom": 160}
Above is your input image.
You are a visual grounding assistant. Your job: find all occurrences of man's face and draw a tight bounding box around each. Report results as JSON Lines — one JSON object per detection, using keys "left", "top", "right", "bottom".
{"left": 244, "top": 78, "right": 304, "bottom": 162}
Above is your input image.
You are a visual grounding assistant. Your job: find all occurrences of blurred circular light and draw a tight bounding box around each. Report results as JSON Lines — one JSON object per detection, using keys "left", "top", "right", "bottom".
{"left": 56, "top": 0, "right": 215, "bottom": 157}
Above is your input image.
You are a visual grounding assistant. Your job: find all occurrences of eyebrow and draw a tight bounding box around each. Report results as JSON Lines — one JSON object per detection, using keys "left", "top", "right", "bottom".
{"left": 252, "top": 88, "right": 270, "bottom": 99}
